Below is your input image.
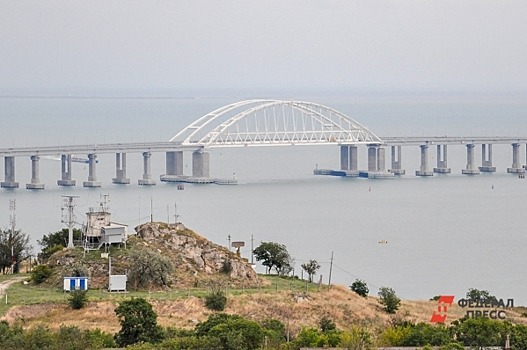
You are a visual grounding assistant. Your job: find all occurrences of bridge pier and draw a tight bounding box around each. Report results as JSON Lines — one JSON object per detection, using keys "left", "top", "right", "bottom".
{"left": 58, "top": 155, "right": 76, "bottom": 186}
{"left": 1, "top": 156, "right": 19, "bottom": 188}
{"left": 160, "top": 151, "right": 186, "bottom": 182}
{"left": 166, "top": 151, "right": 184, "bottom": 176}
{"left": 26, "top": 155, "right": 44, "bottom": 189}
{"left": 360, "top": 145, "right": 393, "bottom": 178}
{"left": 433, "top": 145, "right": 451, "bottom": 173}
{"left": 388, "top": 146, "right": 405, "bottom": 175}
{"left": 416, "top": 145, "right": 433, "bottom": 176}
{"left": 507, "top": 143, "right": 524, "bottom": 174}
{"left": 340, "top": 145, "right": 349, "bottom": 170}
{"left": 339, "top": 145, "right": 359, "bottom": 176}
{"left": 83, "top": 153, "right": 101, "bottom": 187}
{"left": 192, "top": 150, "right": 211, "bottom": 178}
{"left": 139, "top": 152, "right": 156, "bottom": 185}
{"left": 112, "top": 153, "right": 130, "bottom": 184}
{"left": 479, "top": 144, "right": 496, "bottom": 172}
{"left": 349, "top": 146, "right": 358, "bottom": 172}
{"left": 462, "top": 144, "right": 480, "bottom": 175}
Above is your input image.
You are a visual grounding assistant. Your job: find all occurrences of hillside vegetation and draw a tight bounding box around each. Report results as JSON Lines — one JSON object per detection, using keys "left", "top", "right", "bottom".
{"left": 2, "top": 222, "right": 527, "bottom": 338}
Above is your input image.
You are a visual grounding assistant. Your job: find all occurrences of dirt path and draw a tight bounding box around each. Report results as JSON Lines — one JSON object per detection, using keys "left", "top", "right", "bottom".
{"left": 0, "top": 276, "right": 26, "bottom": 296}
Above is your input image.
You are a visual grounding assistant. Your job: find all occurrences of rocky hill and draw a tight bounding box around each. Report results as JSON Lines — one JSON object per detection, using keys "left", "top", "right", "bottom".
{"left": 47, "top": 222, "right": 259, "bottom": 290}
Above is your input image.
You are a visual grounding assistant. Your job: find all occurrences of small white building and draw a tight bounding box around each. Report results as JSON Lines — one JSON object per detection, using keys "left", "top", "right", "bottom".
{"left": 63, "top": 276, "right": 89, "bottom": 291}
{"left": 101, "top": 224, "right": 128, "bottom": 245}
{"left": 109, "top": 275, "right": 127, "bottom": 292}
{"left": 83, "top": 206, "right": 128, "bottom": 250}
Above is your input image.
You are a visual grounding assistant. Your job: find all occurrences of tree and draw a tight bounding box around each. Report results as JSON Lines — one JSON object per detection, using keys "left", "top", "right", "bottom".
{"left": 129, "top": 249, "right": 173, "bottom": 289}
{"left": 350, "top": 279, "right": 369, "bottom": 297}
{"left": 114, "top": 298, "right": 163, "bottom": 347}
{"left": 378, "top": 287, "right": 401, "bottom": 314}
{"left": 0, "top": 228, "right": 32, "bottom": 274}
{"left": 31, "top": 264, "right": 53, "bottom": 284}
{"left": 301, "top": 260, "right": 320, "bottom": 282}
{"left": 38, "top": 228, "right": 82, "bottom": 261}
{"left": 195, "top": 313, "right": 265, "bottom": 350}
{"left": 68, "top": 289, "right": 88, "bottom": 310}
{"left": 253, "top": 242, "right": 293, "bottom": 275}
{"left": 451, "top": 317, "right": 505, "bottom": 348}
{"left": 466, "top": 288, "right": 497, "bottom": 304}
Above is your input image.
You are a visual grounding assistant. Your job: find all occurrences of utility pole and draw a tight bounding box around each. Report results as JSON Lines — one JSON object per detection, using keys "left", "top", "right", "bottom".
{"left": 251, "top": 234, "right": 254, "bottom": 264}
{"left": 150, "top": 197, "right": 153, "bottom": 223}
{"left": 328, "top": 251, "right": 334, "bottom": 288}
{"left": 174, "top": 203, "right": 179, "bottom": 224}
{"left": 9, "top": 199, "right": 16, "bottom": 273}
{"left": 61, "top": 196, "right": 79, "bottom": 249}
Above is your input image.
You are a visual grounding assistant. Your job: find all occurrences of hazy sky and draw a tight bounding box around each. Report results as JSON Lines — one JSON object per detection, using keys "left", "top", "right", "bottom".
{"left": 1, "top": 1, "right": 526, "bottom": 93}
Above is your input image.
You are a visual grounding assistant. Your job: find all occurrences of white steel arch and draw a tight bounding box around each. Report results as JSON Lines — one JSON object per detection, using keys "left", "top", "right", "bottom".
{"left": 170, "top": 100, "right": 382, "bottom": 147}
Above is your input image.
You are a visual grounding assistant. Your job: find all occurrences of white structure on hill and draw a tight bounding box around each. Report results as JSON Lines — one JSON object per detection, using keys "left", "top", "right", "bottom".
{"left": 83, "top": 195, "right": 128, "bottom": 251}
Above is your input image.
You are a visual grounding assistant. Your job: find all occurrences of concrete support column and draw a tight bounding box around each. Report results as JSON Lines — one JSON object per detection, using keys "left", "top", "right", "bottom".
{"left": 27, "top": 155, "right": 44, "bottom": 189}
{"left": 58, "top": 155, "right": 76, "bottom": 186}
{"left": 192, "top": 150, "right": 210, "bottom": 178}
{"left": 112, "top": 153, "right": 130, "bottom": 184}
{"left": 1, "top": 156, "right": 19, "bottom": 188}
{"left": 340, "top": 146, "right": 349, "bottom": 170}
{"left": 83, "top": 153, "right": 101, "bottom": 187}
{"left": 416, "top": 145, "right": 433, "bottom": 176}
{"left": 139, "top": 152, "right": 156, "bottom": 185}
{"left": 166, "top": 151, "right": 184, "bottom": 176}
{"left": 160, "top": 151, "right": 185, "bottom": 183}
{"left": 507, "top": 143, "right": 524, "bottom": 174}
{"left": 367, "top": 145, "right": 378, "bottom": 172}
{"left": 434, "top": 145, "right": 451, "bottom": 173}
{"left": 479, "top": 144, "right": 496, "bottom": 172}
{"left": 462, "top": 144, "right": 480, "bottom": 175}
{"left": 349, "top": 146, "right": 358, "bottom": 171}
{"left": 377, "top": 147, "right": 386, "bottom": 172}
{"left": 389, "top": 145, "right": 405, "bottom": 175}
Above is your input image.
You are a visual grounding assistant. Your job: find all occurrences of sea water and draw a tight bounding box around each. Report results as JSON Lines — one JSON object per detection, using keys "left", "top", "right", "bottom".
{"left": 1, "top": 91, "right": 526, "bottom": 306}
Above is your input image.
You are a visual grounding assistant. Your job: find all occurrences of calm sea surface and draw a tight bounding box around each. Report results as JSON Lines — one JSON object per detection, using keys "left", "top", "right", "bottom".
{"left": 1, "top": 92, "right": 527, "bottom": 305}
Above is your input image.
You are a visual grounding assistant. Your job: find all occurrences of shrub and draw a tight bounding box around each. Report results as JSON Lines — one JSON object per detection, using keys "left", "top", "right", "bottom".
{"left": 31, "top": 264, "right": 53, "bottom": 284}
{"left": 220, "top": 259, "right": 232, "bottom": 274}
{"left": 350, "top": 279, "right": 369, "bottom": 297}
{"left": 69, "top": 263, "right": 88, "bottom": 277}
{"left": 68, "top": 289, "right": 88, "bottom": 309}
{"left": 204, "top": 286, "right": 227, "bottom": 311}
{"left": 319, "top": 316, "right": 337, "bottom": 332}
{"left": 129, "top": 249, "right": 173, "bottom": 289}
{"left": 378, "top": 287, "right": 401, "bottom": 314}
{"left": 114, "top": 298, "right": 163, "bottom": 347}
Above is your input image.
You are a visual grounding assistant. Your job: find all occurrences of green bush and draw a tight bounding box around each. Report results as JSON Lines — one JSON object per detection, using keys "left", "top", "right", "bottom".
{"left": 204, "top": 287, "right": 227, "bottom": 311}
{"left": 378, "top": 287, "right": 401, "bottom": 314}
{"left": 350, "top": 279, "right": 369, "bottom": 297}
{"left": 114, "top": 298, "right": 164, "bottom": 347}
{"left": 68, "top": 289, "right": 88, "bottom": 309}
{"left": 220, "top": 259, "right": 232, "bottom": 274}
{"left": 31, "top": 264, "right": 53, "bottom": 284}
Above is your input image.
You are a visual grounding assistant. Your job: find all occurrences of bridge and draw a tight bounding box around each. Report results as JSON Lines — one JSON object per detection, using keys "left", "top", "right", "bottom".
{"left": 1, "top": 99, "right": 527, "bottom": 189}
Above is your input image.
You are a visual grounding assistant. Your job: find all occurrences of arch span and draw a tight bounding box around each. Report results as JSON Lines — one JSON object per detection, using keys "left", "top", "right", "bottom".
{"left": 170, "top": 100, "right": 381, "bottom": 147}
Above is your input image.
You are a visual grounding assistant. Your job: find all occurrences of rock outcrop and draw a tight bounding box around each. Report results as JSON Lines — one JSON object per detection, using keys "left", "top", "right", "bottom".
{"left": 48, "top": 222, "right": 259, "bottom": 290}
{"left": 134, "top": 222, "right": 259, "bottom": 287}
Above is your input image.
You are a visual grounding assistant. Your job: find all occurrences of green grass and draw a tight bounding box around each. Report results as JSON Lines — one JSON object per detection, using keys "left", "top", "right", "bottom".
{"left": 0, "top": 273, "right": 323, "bottom": 317}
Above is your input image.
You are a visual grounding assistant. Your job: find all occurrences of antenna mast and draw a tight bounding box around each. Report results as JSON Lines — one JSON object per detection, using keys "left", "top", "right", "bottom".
{"left": 9, "top": 199, "right": 16, "bottom": 234}
{"left": 62, "top": 196, "right": 79, "bottom": 249}
{"left": 9, "top": 199, "right": 16, "bottom": 273}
